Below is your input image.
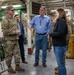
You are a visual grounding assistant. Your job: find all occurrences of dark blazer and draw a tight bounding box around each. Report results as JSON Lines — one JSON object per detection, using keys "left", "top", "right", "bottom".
{"left": 50, "top": 18, "right": 68, "bottom": 46}
{"left": 18, "top": 22, "right": 25, "bottom": 42}
{"left": 18, "top": 22, "right": 26, "bottom": 62}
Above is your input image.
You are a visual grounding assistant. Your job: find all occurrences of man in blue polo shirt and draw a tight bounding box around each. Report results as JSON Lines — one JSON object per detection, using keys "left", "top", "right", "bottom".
{"left": 29, "top": 6, "right": 52, "bottom": 67}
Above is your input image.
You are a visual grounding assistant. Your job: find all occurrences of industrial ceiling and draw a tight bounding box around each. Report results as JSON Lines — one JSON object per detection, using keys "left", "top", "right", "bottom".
{"left": 38, "top": 0, "right": 74, "bottom": 8}
{"left": 0, "top": 0, "right": 74, "bottom": 8}
{"left": 0, "top": 0, "right": 74, "bottom": 16}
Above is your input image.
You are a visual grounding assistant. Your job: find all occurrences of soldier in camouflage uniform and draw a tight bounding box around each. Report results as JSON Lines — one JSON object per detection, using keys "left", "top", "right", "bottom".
{"left": 1, "top": 5, "right": 25, "bottom": 74}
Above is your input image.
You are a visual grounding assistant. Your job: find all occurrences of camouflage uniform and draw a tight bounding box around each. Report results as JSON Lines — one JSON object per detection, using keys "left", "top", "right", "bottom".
{"left": 66, "top": 20, "right": 73, "bottom": 42}
{"left": 1, "top": 16, "right": 20, "bottom": 67}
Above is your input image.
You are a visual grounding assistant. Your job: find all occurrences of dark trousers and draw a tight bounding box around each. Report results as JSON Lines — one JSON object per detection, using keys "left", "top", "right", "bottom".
{"left": 18, "top": 36, "right": 25, "bottom": 62}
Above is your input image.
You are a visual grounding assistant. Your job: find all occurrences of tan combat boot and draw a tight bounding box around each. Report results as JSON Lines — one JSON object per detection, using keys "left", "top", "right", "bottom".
{"left": 15, "top": 65, "right": 25, "bottom": 72}
{"left": 54, "top": 67, "right": 58, "bottom": 74}
{"left": 8, "top": 66, "right": 16, "bottom": 74}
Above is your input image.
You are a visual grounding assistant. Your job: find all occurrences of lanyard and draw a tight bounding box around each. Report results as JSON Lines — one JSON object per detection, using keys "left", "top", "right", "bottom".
{"left": 40, "top": 17, "right": 43, "bottom": 28}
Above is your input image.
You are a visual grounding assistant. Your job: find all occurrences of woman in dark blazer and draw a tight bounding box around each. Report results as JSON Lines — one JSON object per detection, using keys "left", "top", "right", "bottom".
{"left": 50, "top": 8, "right": 68, "bottom": 75}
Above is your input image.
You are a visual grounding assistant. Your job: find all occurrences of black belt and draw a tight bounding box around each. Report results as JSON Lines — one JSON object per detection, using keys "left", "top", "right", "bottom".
{"left": 36, "top": 33, "right": 46, "bottom": 35}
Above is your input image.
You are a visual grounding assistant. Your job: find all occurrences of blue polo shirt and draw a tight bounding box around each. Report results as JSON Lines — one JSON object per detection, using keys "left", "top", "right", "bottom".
{"left": 29, "top": 15, "right": 52, "bottom": 34}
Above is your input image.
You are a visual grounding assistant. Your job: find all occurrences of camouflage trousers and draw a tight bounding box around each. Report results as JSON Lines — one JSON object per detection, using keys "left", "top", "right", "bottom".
{"left": 3, "top": 40, "right": 20, "bottom": 67}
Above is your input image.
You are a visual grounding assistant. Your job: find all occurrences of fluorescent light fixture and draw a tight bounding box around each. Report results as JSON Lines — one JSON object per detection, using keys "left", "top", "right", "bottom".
{"left": 1, "top": 5, "right": 22, "bottom": 9}
{"left": 51, "top": 0, "right": 63, "bottom": 2}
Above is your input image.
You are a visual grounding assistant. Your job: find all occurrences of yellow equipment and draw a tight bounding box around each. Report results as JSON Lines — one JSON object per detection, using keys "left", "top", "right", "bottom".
{"left": 67, "top": 34, "right": 74, "bottom": 59}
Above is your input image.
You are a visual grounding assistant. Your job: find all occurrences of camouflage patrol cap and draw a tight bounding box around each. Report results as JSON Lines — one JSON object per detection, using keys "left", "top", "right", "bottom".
{"left": 6, "top": 5, "right": 14, "bottom": 11}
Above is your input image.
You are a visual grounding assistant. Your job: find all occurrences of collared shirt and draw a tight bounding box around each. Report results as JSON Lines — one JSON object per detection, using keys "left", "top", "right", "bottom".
{"left": 29, "top": 15, "right": 52, "bottom": 34}
{"left": 18, "top": 22, "right": 21, "bottom": 36}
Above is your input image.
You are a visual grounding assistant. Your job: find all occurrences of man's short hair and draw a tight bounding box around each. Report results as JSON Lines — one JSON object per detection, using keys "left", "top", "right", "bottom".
{"left": 14, "top": 14, "right": 19, "bottom": 17}
{"left": 40, "top": 6, "right": 46, "bottom": 11}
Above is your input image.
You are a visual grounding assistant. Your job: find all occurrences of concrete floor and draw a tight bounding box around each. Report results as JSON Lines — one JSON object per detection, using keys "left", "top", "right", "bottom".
{"left": 0, "top": 46, "right": 74, "bottom": 75}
